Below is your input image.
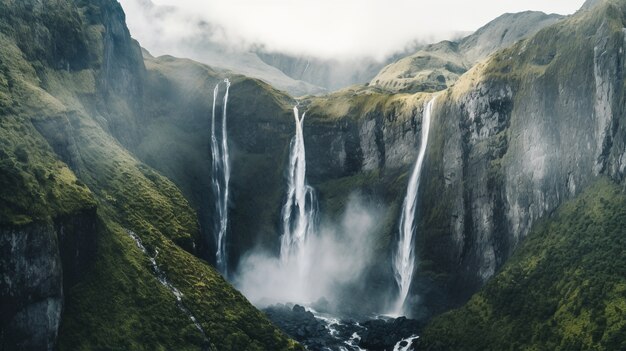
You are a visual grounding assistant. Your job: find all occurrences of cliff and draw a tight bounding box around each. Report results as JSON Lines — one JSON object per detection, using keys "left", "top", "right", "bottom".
{"left": 2, "top": 0, "right": 625, "bottom": 349}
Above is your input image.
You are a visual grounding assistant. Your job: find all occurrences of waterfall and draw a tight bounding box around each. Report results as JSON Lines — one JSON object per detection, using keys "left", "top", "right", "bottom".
{"left": 392, "top": 96, "right": 436, "bottom": 315}
{"left": 125, "top": 229, "right": 208, "bottom": 340}
{"left": 210, "top": 78, "right": 231, "bottom": 275}
{"left": 279, "top": 106, "right": 318, "bottom": 265}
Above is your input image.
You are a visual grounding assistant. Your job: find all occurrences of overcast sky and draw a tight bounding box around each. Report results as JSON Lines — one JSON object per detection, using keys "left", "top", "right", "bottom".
{"left": 119, "top": 0, "right": 587, "bottom": 60}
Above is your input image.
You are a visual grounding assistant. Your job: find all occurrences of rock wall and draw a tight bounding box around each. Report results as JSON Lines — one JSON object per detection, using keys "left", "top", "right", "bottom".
{"left": 0, "top": 209, "right": 97, "bottom": 350}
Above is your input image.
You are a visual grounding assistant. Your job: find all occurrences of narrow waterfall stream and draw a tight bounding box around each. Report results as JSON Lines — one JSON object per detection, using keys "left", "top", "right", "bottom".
{"left": 210, "top": 78, "right": 231, "bottom": 275}
{"left": 125, "top": 229, "right": 208, "bottom": 341}
{"left": 392, "top": 96, "right": 437, "bottom": 315}
{"left": 279, "top": 106, "right": 318, "bottom": 266}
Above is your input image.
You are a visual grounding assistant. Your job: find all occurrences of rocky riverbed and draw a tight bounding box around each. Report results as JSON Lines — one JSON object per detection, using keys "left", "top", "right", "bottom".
{"left": 264, "top": 304, "right": 423, "bottom": 351}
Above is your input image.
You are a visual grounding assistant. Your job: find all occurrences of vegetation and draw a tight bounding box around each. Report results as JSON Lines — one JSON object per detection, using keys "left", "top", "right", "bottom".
{"left": 419, "top": 178, "right": 626, "bottom": 350}
{"left": 0, "top": 1, "right": 302, "bottom": 349}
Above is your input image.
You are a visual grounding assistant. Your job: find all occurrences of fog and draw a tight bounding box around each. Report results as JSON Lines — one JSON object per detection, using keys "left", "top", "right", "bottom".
{"left": 234, "top": 194, "right": 386, "bottom": 312}
{"left": 119, "top": 0, "right": 584, "bottom": 60}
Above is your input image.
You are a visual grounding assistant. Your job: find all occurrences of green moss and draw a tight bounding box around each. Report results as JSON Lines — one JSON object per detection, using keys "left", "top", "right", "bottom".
{"left": 419, "top": 178, "right": 626, "bottom": 350}
{"left": 0, "top": 116, "right": 95, "bottom": 226}
{"left": 0, "top": 2, "right": 302, "bottom": 349}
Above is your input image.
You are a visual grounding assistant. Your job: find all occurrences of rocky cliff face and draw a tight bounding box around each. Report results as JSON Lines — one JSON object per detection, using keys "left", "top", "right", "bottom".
{"left": 416, "top": 0, "right": 626, "bottom": 309}
{"left": 1, "top": 222, "right": 62, "bottom": 351}
{"left": 0, "top": 208, "right": 97, "bottom": 351}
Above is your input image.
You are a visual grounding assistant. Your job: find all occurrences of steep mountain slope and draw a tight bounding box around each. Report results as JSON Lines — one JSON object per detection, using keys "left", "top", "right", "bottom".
{"left": 0, "top": 1, "right": 301, "bottom": 350}
{"left": 418, "top": 179, "right": 626, "bottom": 350}
{"left": 370, "top": 11, "right": 563, "bottom": 93}
{"left": 2, "top": 0, "right": 625, "bottom": 349}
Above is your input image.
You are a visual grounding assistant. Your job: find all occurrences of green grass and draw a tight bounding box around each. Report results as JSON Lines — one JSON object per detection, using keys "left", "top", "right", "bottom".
{"left": 419, "top": 178, "right": 626, "bottom": 350}
{"left": 0, "top": 115, "right": 95, "bottom": 226}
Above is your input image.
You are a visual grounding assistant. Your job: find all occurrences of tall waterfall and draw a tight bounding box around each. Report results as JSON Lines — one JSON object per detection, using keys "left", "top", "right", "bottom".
{"left": 279, "top": 106, "right": 318, "bottom": 265}
{"left": 392, "top": 96, "right": 436, "bottom": 315}
{"left": 210, "top": 78, "right": 231, "bottom": 275}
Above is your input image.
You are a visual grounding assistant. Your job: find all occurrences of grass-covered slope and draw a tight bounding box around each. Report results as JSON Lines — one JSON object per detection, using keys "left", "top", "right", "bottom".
{"left": 418, "top": 178, "right": 626, "bottom": 350}
{"left": 0, "top": 0, "right": 301, "bottom": 349}
{"left": 369, "top": 11, "right": 562, "bottom": 94}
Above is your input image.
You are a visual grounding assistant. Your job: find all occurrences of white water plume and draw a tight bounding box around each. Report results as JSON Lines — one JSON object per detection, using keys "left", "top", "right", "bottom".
{"left": 210, "top": 78, "right": 231, "bottom": 275}
{"left": 236, "top": 193, "right": 381, "bottom": 309}
{"left": 391, "top": 96, "right": 437, "bottom": 315}
{"left": 279, "top": 106, "right": 318, "bottom": 266}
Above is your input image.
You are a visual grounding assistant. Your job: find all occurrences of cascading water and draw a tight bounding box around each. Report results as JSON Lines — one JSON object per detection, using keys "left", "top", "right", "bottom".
{"left": 125, "top": 229, "right": 208, "bottom": 340}
{"left": 210, "top": 78, "right": 231, "bottom": 275}
{"left": 391, "top": 96, "right": 436, "bottom": 315}
{"left": 279, "top": 106, "right": 318, "bottom": 266}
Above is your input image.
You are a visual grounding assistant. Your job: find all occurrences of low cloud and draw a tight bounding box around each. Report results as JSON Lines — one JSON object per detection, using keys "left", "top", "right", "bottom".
{"left": 119, "top": 0, "right": 584, "bottom": 60}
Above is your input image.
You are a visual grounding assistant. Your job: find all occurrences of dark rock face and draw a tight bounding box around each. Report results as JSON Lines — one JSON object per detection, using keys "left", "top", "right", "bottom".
{"left": 359, "top": 317, "right": 422, "bottom": 350}
{"left": 264, "top": 305, "right": 330, "bottom": 349}
{"left": 409, "top": 1, "right": 626, "bottom": 317}
{"left": 0, "top": 222, "right": 62, "bottom": 351}
{"left": 0, "top": 209, "right": 97, "bottom": 350}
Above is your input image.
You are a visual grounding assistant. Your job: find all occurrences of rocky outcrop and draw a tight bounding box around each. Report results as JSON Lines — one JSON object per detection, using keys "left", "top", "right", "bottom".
{"left": 0, "top": 222, "right": 62, "bottom": 351}
{"left": 410, "top": 0, "right": 626, "bottom": 313}
{"left": 0, "top": 208, "right": 97, "bottom": 351}
{"left": 264, "top": 304, "right": 423, "bottom": 351}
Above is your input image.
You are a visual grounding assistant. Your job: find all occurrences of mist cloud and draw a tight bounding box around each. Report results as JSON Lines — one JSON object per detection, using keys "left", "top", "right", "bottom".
{"left": 234, "top": 194, "right": 385, "bottom": 311}
{"left": 119, "top": 0, "right": 584, "bottom": 60}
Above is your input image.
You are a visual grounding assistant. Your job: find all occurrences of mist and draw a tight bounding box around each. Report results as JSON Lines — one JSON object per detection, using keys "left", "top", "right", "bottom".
{"left": 119, "top": 0, "right": 584, "bottom": 61}
{"left": 234, "top": 194, "right": 387, "bottom": 313}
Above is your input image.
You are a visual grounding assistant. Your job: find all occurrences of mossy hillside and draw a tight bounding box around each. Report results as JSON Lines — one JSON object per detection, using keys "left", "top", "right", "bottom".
{"left": 0, "top": 25, "right": 95, "bottom": 226}
{"left": 0, "top": 115, "right": 95, "bottom": 226}
{"left": 476, "top": 0, "right": 624, "bottom": 88}
{"left": 34, "top": 109, "right": 300, "bottom": 349}
{"left": 305, "top": 85, "right": 421, "bottom": 122}
{"left": 38, "top": 55, "right": 301, "bottom": 351}
{"left": 418, "top": 178, "right": 626, "bottom": 350}
{"left": 0, "top": 1, "right": 302, "bottom": 349}
{"left": 58, "top": 217, "right": 207, "bottom": 351}
{"left": 370, "top": 41, "right": 469, "bottom": 94}
{"left": 60, "top": 205, "right": 302, "bottom": 351}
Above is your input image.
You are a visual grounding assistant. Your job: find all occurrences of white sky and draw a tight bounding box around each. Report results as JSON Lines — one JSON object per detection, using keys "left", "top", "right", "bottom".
{"left": 121, "top": 0, "right": 587, "bottom": 60}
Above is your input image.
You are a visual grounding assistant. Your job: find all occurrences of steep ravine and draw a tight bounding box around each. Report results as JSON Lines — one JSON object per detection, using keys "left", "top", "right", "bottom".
{"left": 132, "top": 0, "right": 626, "bottom": 320}
{"left": 2, "top": 0, "right": 625, "bottom": 349}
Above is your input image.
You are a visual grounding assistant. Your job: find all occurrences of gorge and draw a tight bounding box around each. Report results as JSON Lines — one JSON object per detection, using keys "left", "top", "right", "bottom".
{"left": 1, "top": 0, "right": 625, "bottom": 350}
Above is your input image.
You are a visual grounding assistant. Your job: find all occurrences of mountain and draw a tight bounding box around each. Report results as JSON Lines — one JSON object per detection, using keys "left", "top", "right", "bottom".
{"left": 253, "top": 42, "right": 427, "bottom": 92}
{"left": 2, "top": 0, "right": 626, "bottom": 349}
{"left": 0, "top": 1, "right": 301, "bottom": 350}
{"left": 370, "top": 11, "right": 563, "bottom": 93}
{"left": 118, "top": 0, "right": 439, "bottom": 95}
